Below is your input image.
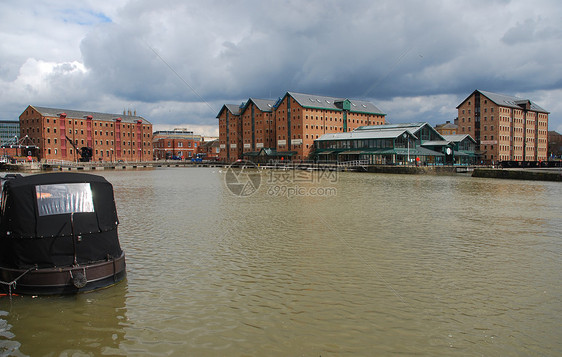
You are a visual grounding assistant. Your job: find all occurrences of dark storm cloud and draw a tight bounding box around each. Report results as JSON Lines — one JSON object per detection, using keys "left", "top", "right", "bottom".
{"left": 1, "top": 0, "right": 561, "bottom": 132}
{"left": 80, "top": 0, "right": 561, "bottom": 105}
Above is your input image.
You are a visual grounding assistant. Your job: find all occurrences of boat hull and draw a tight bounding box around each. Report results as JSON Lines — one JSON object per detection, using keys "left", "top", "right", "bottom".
{"left": 0, "top": 253, "right": 126, "bottom": 295}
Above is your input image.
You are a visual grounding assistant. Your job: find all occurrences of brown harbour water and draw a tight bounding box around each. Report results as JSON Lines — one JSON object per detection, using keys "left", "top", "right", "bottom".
{"left": 1, "top": 167, "right": 561, "bottom": 356}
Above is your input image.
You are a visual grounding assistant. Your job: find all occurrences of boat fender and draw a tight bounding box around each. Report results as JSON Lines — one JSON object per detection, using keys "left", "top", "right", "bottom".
{"left": 70, "top": 269, "right": 87, "bottom": 289}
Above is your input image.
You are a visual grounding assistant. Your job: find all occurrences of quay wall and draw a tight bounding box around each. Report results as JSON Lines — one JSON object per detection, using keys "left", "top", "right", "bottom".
{"left": 365, "top": 165, "right": 457, "bottom": 175}
{"left": 472, "top": 168, "right": 562, "bottom": 182}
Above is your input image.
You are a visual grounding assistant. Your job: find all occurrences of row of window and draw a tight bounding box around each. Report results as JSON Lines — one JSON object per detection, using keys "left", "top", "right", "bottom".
{"left": 46, "top": 148, "right": 151, "bottom": 157}
{"left": 43, "top": 137, "right": 148, "bottom": 145}
{"left": 24, "top": 126, "right": 151, "bottom": 139}
{"left": 316, "top": 139, "right": 403, "bottom": 150}
{"left": 24, "top": 116, "right": 150, "bottom": 131}
{"left": 153, "top": 141, "right": 198, "bottom": 148}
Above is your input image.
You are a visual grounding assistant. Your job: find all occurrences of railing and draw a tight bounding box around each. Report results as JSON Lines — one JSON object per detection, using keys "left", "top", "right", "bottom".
{"left": 337, "top": 160, "right": 369, "bottom": 167}
{"left": 41, "top": 159, "right": 226, "bottom": 170}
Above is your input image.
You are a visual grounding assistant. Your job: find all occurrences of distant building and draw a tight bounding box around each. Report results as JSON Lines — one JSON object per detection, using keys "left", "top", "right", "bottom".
{"left": 152, "top": 129, "right": 202, "bottom": 160}
{"left": 548, "top": 131, "right": 562, "bottom": 159}
{"left": 435, "top": 121, "right": 458, "bottom": 135}
{"left": 198, "top": 139, "right": 220, "bottom": 160}
{"left": 19, "top": 106, "right": 153, "bottom": 162}
{"left": 0, "top": 120, "right": 20, "bottom": 145}
{"left": 0, "top": 120, "right": 21, "bottom": 158}
{"left": 313, "top": 122, "right": 477, "bottom": 165}
{"left": 217, "top": 92, "right": 386, "bottom": 162}
{"left": 457, "top": 90, "right": 549, "bottom": 163}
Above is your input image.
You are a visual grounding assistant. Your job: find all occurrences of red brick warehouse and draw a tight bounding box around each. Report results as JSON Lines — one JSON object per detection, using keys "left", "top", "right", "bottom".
{"left": 19, "top": 106, "right": 153, "bottom": 162}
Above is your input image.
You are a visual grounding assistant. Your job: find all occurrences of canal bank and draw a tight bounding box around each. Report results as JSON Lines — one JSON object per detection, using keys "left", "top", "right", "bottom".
{"left": 365, "top": 165, "right": 458, "bottom": 175}
{"left": 473, "top": 168, "right": 562, "bottom": 182}
{"left": 3, "top": 160, "right": 562, "bottom": 183}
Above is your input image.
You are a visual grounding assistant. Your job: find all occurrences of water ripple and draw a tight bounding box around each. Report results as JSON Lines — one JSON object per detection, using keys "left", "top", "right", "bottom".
{"left": 1, "top": 169, "right": 560, "bottom": 356}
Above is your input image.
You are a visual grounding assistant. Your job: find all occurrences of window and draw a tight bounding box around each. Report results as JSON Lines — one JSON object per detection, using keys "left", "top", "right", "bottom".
{"left": 36, "top": 183, "right": 94, "bottom": 216}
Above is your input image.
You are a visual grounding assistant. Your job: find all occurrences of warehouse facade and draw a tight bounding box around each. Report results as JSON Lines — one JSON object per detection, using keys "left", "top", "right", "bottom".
{"left": 19, "top": 106, "right": 153, "bottom": 162}
{"left": 217, "top": 92, "right": 386, "bottom": 162}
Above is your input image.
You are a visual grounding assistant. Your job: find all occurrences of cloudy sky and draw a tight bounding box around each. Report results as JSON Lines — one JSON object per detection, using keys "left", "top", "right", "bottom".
{"left": 1, "top": 0, "right": 561, "bottom": 136}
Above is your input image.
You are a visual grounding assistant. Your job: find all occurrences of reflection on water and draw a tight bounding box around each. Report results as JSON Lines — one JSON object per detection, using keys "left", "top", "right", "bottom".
{"left": 0, "top": 282, "right": 127, "bottom": 356}
{"left": 1, "top": 168, "right": 561, "bottom": 356}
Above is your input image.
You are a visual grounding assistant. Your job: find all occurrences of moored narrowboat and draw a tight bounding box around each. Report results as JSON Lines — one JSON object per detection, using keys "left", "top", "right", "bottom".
{"left": 0, "top": 173, "right": 126, "bottom": 295}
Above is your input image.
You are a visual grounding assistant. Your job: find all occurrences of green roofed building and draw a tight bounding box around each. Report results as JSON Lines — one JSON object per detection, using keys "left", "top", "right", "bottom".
{"left": 313, "top": 122, "right": 477, "bottom": 165}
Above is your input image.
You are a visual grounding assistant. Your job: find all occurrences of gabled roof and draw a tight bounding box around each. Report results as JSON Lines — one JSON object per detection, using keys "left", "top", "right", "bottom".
{"left": 240, "top": 98, "right": 277, "bottom": 115}
{"left": 355, "top": 122, "right": 446, "bottom": 140}
{"left": 284, "top": 92, "right": 385, "bottom": 115}
{"left": 250, "top": 98, "right": 276, "bottom": 112}
{"left": 441, "top": 134, "right": 476, "bottom": 143}
{"left": 29, "top": 106, "right": 150, "bottom": 124}
{"left": 457, "top": 90, "right": 549, "bottom": 113}
{"left": 421, "top": 140, "right": 451, "bottom": 147}
{"left": 435, "top": 122, "right": 458, "bottom": 129}
{"left": 356, "top": 122, "right": 426, "bottom": 131}
{"left": 216, "top": 104, "right": 241, "bottom": 118}
{"left": 316, "top": 129, "right": 416, "bottom": 141}
{"left": 199, "top": 139, "right": 219, "bottom": 148}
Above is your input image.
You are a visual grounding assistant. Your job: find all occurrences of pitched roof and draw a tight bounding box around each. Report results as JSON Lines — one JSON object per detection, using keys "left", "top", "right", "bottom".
{"left": 216, "top": 104, "right": 241, "bottom": 118}
{"left": 316, "top": 129, "right": 416, "bottom": 141}
{"left": 442, "top": 134, "right": 476, "bottom": 143}
{"left": 286, "top": 92, "right": 385, "bottom": 115}
{"left": 457, "top": 90, "right": 549, "bottom": 113}
{"left": 356, "top": 122, "right": 428, "bottom": 132}
{"left": 248, "top": 98, "right": 276, "bottom": 112}
{"left": 200, "top": 139, "right": 219, "bottom": 148}
{"left": 421, "top": 140, "right": 450, "bottom": 147}
{"left": 30, "top": 106, "right": 150, "bottom": 124}
{"left": 435, "top": 122, "right": 458, "bottom": 129}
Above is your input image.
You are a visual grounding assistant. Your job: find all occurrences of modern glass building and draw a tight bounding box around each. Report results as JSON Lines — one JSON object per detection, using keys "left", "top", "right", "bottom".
{"left": 313, "top": 122, "right": 477, "bottom": 165}
{"left": 0, "top": 120, "right": 20, "bottom": 145}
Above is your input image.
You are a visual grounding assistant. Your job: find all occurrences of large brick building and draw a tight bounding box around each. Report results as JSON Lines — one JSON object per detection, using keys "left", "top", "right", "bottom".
{"left": 217, "top": 92, "right": 386, "bottom": 162}
{"left": 457, "top": 90, "right": 549, "bottom": 163}
{"left": 19, "top": 106, "right": 153, "bottom": 162}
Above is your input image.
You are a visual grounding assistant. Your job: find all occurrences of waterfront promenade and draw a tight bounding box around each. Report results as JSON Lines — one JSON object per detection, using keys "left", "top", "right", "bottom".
{"left": 2, "top": 159, "right": 561, "bottom": 182}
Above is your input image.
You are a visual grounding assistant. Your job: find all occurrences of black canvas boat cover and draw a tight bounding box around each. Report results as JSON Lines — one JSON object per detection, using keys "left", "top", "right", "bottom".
{"left": 0, "top": 173, "right": 122, "bottom": 269}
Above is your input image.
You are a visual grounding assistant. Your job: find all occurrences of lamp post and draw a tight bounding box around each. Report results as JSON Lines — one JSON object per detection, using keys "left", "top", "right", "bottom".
{"left": 403, "top": 133, "right": 410, "bottom": 165}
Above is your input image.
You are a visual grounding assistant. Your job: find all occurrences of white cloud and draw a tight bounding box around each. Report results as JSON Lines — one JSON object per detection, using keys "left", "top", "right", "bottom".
{"left": 0, "top": 58, "right": 88, "bottom": 104}
{"left": 0, "top": 0, "right": 560, "bottom": 134}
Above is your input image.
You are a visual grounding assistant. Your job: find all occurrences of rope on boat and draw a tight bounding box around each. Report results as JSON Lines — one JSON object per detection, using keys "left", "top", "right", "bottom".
{"left": 0, "top": 266, "right": 37, "bottom": 297}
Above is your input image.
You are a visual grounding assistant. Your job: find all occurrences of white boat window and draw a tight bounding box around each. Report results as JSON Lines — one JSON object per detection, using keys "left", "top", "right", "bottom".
{"left": 36, "top": 183, "right": 94, "bottom": 216}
